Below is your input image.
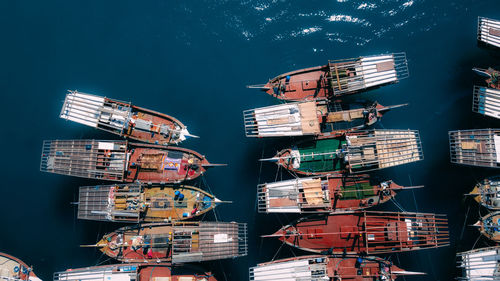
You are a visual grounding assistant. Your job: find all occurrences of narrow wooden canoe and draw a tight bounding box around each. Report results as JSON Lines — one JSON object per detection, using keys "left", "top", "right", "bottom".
{"left": 78, "top": 183, "right": 223, "bottom": 223}
{"left": 60, "top": 90, "right": 197, "bottom": 145}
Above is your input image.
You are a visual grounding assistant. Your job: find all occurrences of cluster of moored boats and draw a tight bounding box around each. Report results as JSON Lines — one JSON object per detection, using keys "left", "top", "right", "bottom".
{"left": 451, "top": 16, "right": 500, "bottom": 281}
{"left": 1, "top": 91, "right": 251, "bottom": 281}
{"left": 245, "top": 53, "right": 449, "bottom": 280}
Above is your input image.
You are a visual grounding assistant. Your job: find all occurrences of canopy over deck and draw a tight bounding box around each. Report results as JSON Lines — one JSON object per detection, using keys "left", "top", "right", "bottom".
{"left": 243, "top": 101, "right": 320, "bottom": 137}
{"left": 171, "top": 222, "right": 248, "bottom": 263}
{"left": 457, "top": 247, "right": 500, "bottom": 280}
{"left": 346, "top": 129, "right": 423, "bottom": 172}
{"left": 328, "top": 53, "right": 409, "bottom": 96}
{"left": 60, "top": 91, "right": 131, "bottom": 133}
{"left": 478, "top": 17, "right": 500, "bottom": 48}
{"left": 40, "top": 140, "right": 127, "bottom": 181}
{"left": 54, "top": 265, "right": 141, "bottom": 281}
{"left": 473, "top": 86, "right": 500, "bottom": 119}
{"left": 449, "top": 129, "right": 500, "bottom": 168}
{"left": 258, "top": 177, "right": 326, "bottom": 213}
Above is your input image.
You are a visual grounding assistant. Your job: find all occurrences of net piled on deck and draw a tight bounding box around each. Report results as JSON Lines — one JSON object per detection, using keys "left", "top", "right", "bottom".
{"left": 449, "top": 129, "right": 500, "bottom": 168}
{"left": 40, "top": 140, "right": 127, "bottom": 181}
{"left": 328, "top": 53, "right": 409, "bottom": 96}
{"left": 457, "top": 247, "right": 500, "bottom": 280}
{"left": 478, "top": 17, "right": 500, "bottom": 48}
{"left": 473, "top": 86, "right": 500, "bottom": 119}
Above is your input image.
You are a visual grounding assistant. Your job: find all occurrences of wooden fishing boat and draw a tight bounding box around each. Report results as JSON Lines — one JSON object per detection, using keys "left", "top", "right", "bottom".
{"left": 262, "top": 129, "right": 423, "bottom": 175}
{"left": 54, "top": 263, "right": 217, "bottom": 281}
{"left": 88, "top": 221, "right": 248, "bottom": 263}
{"left": 60, "top": 90, "right": 197, "bottom": 145}
{"left": 77, "top": 183, "right": 223, "bottom": 223}
{"left": 473, "top": 67, "right": 500, "bottom": 89}
{"left": 257, "top": 174, "right": 421, "bottom": 214}
{"left": 248, "top": 53, "right": 409, "bottom": 101}
{"left": 472, "top": 86, "right": 500, "bottom": 120}
{"left": 468, "top": 176, "right": 500, "bottom": 210}
{"left": 40, "top": 140, "right": 218, "bottom": 183}
{"left": 475, "top": 211, "right": 500, "bottom": 243}
{"left": 0, "top": 252, "right": 41, "bottom": 281}
{"left": 264, "top": 211, "right": 449, "bottom": 255}
{"left": 457, "top": 246, "right": 500, "bottom": 280}
{"left": 449, "top": 129, "right": 500, "bottom": 168}
{"left": 478, "top": 17, "right": 500, "bottom": 49}
{"left": 249, "top": 254, "right": 423, "bottom": 281}
{"left": 243, "top": 100, "right": 407, "bottom": 138}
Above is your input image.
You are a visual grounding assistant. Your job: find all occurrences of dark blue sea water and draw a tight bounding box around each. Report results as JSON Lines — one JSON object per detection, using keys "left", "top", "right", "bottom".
{"left": 1, "top": 1, "right": 500, "bottom": 280}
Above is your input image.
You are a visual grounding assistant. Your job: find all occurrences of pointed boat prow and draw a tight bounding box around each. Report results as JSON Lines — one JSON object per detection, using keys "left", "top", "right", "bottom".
{"left": 259, "top": 157, "right": 280, "bottom": 162}
{"left": 392, "top": 270, "right": 427, "bottom": 276}
{"left": 378, "top": 103, "right": 409, "bottom": 112}
{"left": 201, "top": 163, "right": 228, "bottom": 168}
{"left": 473, "top": 67, "right": 492, "bottom": 78}
{"left": 246, "top": 84, "right": 271, "bottom": 90}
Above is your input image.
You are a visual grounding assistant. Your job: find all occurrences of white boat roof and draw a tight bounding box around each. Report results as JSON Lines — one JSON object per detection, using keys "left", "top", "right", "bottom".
{"left": 257, "top": 177, "right": 326, "bottom": 213}
{"left": 54, "top": 265, "right": 138, "bottom": 281}
{"left": 250, "top": 257, "right": 328, "bottom": 281}
{"left": 473, "top": 86, "right": 500, "bottom": 120}
{"left": 243, "top": 101, "right": 320, "bottom": 137}
{"left": 458, "top": 247, "right": 500, "bottom": 280}
{"left": 328, "top": 52, "right": 409, "bottom": 95}
{"left": 478, "top": 17, "right": 500, "bottom": 48}
{"left": 60, "top": 90, "right": 131, "bottom": 132}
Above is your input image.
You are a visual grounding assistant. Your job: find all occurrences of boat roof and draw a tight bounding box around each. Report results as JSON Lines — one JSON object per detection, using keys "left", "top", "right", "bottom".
{"left": 472, "top": 86, "right": 500, "bottom": 119}
{"left": 54, "top": 264, "right": 142, "bottom": 281}
{"left": 345, "top": 129, "right": 423, "bottom": 172}
{"left": 257, "top": 176, "right": 324, "bottom": 213}
{"left": 457, "top": 246, "right": 500, "bottom": 280}
{"left": 78, "top": 184, "right": 143, "bottom": 222}
{"left": 327, "top": 53, "right": 409, "bottom": 95}
{"left": 40, "top": 140, "right": 128, "bottom": 181}
{"left": 171, "top": 222, "right": 248, "bottom": 263}
{"left": 243, "top": 101, "right": 321, "bottom": 137}
{"left": 449, "top": 129, "right": 500, "bottom": 168}
{"left": 60, "top": 90, "right": 131, "bottom": 132}
{"left": 478, "top": 17, "right": 500, "bottom": 48}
